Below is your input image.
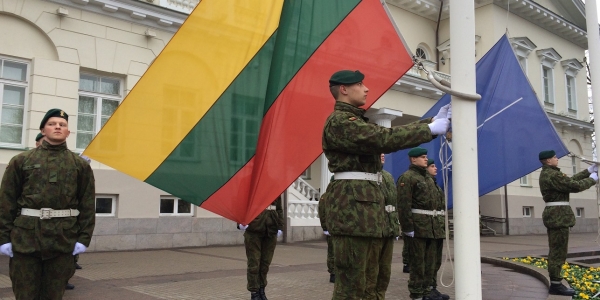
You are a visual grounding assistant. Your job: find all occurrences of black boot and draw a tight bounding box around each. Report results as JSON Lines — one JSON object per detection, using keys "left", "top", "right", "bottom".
{"left": 403, "top": 264, "right": 410, "bottom": 273}
{"left": 75, "top": 262, "right": 82, "bottom": 269}
{"left": 259, "top": 287, "right": 268, "bottom": 300}
{"left": 549, "top": 282, "right": 576, "bottom": 296}
{"left": 430, "top": 287, "right": 450, "bottom": 300}
{"left": 250, "top": 292, "right": 261, "bottom": 300}
{"left": 65, "top": 283, "right": 75, "bottom": 290}
{"left": 329, "top": 273, "right": 335, "bottom": 283}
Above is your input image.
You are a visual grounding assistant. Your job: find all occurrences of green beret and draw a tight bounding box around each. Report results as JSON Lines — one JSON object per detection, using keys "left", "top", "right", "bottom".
{"left": 35, "top": 133, "right": 43, "bottom": 142}
{"left": 427, "top": 159, "right": 435, "bottom": 166}
{"left": 39, "top": 108, "right": 68, "bottom": 129}
{"left": 408, "top": 147, "right": 427, "bottom": 157}
{"left": 329, "top": 70, "right": 365, "bottom": 87}
{"left": 539, "top": 150, "right": 556, "bottom": 160}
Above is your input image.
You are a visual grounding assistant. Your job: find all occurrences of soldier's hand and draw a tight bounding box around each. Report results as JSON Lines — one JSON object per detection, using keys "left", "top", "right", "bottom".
{"left": 590, "top": 172, "right": 598, "bottom": 182}
{"left": 323, "top": 231, "right": 330, "bottom": 236}
{"left": 588, "top": 165, "right": 598, "bottom": 174}
{"left": 72, "top": 242, "right": 87, "bottom": 255}
{"left": 396, "top": 236, "right": 400, "bottom": 241}
{"left": 238, "top": 224, "right": 248, "bottom": 231}
{"left": 277, "top": 230, "right": 283, "bottom": 237}
{"left": 428, "top": 118, "right": 450, "bottom": 135}
{"left": 434, "top": 104, "right": 451, "bottom": 121}
{"left": 404, "top": 231, "right": 414, "bottom": 238}
{"left": 0, "top": 243, "right": 13, "bottom": 258}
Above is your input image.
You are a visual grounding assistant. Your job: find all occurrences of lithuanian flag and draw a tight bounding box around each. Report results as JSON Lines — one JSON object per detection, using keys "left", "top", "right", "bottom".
{"left": 84, "top": 0, "right": 414, "bottom": 224}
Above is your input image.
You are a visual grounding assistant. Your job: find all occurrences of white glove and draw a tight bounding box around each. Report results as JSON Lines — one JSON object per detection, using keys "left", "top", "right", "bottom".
{"left": 404, "top": 231, "right": 414, "bottom": 238}
{"left": 277, "top": 230, "right": 282, "bottom": 237}
{"left": 590, "top": 173, "right": 599, "bottom": 182}
{"left": 396, "top": 236, "right": 399, "bottom": 241}
{"left": 79, "top": 153, "right": 91, "bottom": 164}
{"left": 0, "top": 242, "right": 13, "bottom": 258}
{"left": 324, "top": 231, "right": 330, "bottom": 236}
{"left": 588, "top": 165, "right": 598, "bottom": 173}
{"left": 428, "top": 118, "right": 450, "bottom": 135}
{"left": 72, "top": 242, "right": 87, "bottom": 255}
{"left": 433, "top": 104, "right": 451, "bottom": 120}
{"left": 238, "top": 224, "right": 248, "bottom": 231}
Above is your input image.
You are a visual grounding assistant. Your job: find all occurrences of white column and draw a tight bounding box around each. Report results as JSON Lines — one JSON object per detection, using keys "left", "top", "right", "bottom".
{"left": 586, "top": 1, "right": 600, "bottom": 140}
{"left": 320, "top": 153, "right": 332, "bottom": 194}
{"left": 365, "top": 107, "right": 403, "bottom": 128}
{"left": 450, "top": 1, "right": 482, "bottom": 299}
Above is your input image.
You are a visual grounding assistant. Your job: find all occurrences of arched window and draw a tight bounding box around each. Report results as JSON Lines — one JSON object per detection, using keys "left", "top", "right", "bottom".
{"left": 415, "top": 47, "right": 428, "bottom": 60}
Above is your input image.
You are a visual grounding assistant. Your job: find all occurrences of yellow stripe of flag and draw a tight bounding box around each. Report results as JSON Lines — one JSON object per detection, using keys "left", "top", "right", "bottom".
{"left": 84, "top": 0, "right": 284, "bottom": 180}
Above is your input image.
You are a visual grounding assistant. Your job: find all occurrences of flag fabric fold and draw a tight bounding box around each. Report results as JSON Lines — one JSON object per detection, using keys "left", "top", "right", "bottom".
{"left": 385, "top": 34, "right": 569, "bottom": 209}
{"left": 84, "top": 0, "right": 415, "bottom": 224}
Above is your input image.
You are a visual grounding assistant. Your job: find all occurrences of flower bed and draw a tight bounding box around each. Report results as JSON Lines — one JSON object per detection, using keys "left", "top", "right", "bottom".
{"left": 503, "top": 256, "right": 600, "bottom": 300}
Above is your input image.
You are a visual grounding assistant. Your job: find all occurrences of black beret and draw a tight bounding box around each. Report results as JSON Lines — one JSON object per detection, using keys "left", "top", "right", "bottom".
{"left": 427, "top": 159, "right": 435, "bottom": 166}
{"left": 35, "top": 133, "right": 43, "bottom": 142}
{"left": 408, "top": 147, "right": 427, "bottom": 157}
{"left": 539, "top": 150, "right": 556, "bottom": 160}
{"left": 39, "top": 108, "right": 68, "bottom": 129}
{"left": 329, "top": 70, "right": 365, "bottom": 87}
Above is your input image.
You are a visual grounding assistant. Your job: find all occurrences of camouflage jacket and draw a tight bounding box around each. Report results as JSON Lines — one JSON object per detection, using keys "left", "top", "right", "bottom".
{"left": 322, "top": 102, "right": 433, "bottom": 237}
{"left": 381, "top": 170, "right": 399, "bottom": 238}
{"left": 539, "top": 165, "right": 595, "bottom": 229}
{"left": 0, "top": 141, "right": 96, "bottom": 258}
{"left": 318, "top": 176, "right": 334, "bottom": 231}
{"left": 241, "top": 196, "right": 283, "bottom": 237}
{"left": 428, "top": 174, "right": 446, "bottom": 239}
{"left": 397, "top": 165, "right": 444, "bottom": 238}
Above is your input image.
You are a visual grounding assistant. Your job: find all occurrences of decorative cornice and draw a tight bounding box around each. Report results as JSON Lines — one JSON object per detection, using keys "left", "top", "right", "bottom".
{"left": 44, "top": 0, "right": 187, "bottom": 32}
{"left": 510, "top": 37, "right": 536, "bottom": 57}
{"left": 561, "top": 58, "right": 584, "bottom": 76}
{"left": 548, "top": 112, "right": 593, "bottom": 133}
{"left": 536, "top": 48, "right": 562, "bottom": 68}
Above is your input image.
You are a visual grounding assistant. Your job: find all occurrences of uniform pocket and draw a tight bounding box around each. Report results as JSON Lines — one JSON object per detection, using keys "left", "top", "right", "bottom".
{"left": 10, "top": 216, "right": 36, "bottom": 253}
{"left": 351, "top": 181, "right": 382, "bottom": 203}
{"left": 14, "top": 216, "right": 35, "bottom": 229}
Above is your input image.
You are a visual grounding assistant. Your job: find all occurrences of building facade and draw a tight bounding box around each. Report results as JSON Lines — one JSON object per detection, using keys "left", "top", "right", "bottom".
{"left": 0, "top": 0, "right": 595, "bottom": 251}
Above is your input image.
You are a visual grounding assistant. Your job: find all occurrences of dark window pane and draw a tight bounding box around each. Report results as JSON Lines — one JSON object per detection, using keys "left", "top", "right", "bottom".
{"left": 177, "top": 200, "right": 191, "bottom": 214}
{"left": 96, "top": 198, "right": 113, "bottom": 214}
{"left": 160, "top": 198, "right": 174, "bottom": 213}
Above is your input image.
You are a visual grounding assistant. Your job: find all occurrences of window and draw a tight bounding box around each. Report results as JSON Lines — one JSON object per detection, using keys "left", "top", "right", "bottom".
{"left": 542, "top": 66, "right": 554, "bottom": 105}
{"left": 566, "top": 75, "right": 576, "bottom": 112}
{"left": 415, "top": 47, "right": 428, "bottom": 60}
{"left": 519, "top": 175, "right": 530, "bottom": 186}
{"left": 571, "top": 156, "right": 577, "bottom": 175}
{"left": 576, "top": 207, "right": 584, "bottom": 218}
{"left": 95, "top": 195, "right": 117, "bottom": 216}
{"left": 523, "top": 206, "right": 533, "bottom": 217}
{"left": 301, "top": 167, "right": 311, "bottom": 180}
{"left": 0, "top": 57, "right": 28, "bottom": 146}
{"left": 160, "top": 196, "right": 193, "bottom": 216}
{"left": 76, "top": 74, "right": 122, "bottom": 149}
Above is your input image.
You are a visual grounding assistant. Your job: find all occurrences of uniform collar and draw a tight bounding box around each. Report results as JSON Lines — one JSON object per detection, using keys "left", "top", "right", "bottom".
{"left": 334, "top": 101, "right": 366, "bottom": 117}
{"left": 41, "top": 140, "right": 67, "bottom": 151}
{"left": 542, "top": 164, "right": 560, "bottom": 171}
{"left": 409, "top": 164, "right": 427, "bottom": 175}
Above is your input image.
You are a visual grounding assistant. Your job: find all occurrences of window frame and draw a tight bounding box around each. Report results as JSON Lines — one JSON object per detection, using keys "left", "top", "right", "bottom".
{"left": 0, "top": 56, "right": 29, "bottom": 148}
{"left": 565, "top": 74, "right": 577, "bottom": 114}
{"left": 541, "top": 66, "right": 554, "bottom": 106}
{"left": 76, "top": 73, "right": 123, "bottom": 150}
{"left": 95, "top": 194, "right": 117, "bottom": 217}
{"left": 522, "top": 206, "right": 533, "bottom": 217}
{"left": 159, "top": 196, "right": 194, "bottom": 216}
{"left": 519, "top": 175, "right": 531, "bottom": 187}
{"left": 576, "top": 207, "right": 584, "bottom": 218}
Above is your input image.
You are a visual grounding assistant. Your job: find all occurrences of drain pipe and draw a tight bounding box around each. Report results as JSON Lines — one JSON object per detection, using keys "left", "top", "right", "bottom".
{"left": 504, "top": 185, "right": 510, "bottom": 235}
{"left": 436, "top": 0, "right": 443, "bottom": 71}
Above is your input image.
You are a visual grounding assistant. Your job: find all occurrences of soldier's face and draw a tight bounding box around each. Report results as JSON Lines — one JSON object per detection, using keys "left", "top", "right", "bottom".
{"left": 42, "top": 117, "right": 70, "bottom": 144}
{"left": 412, "top": 155, "right": 428, "bottom": 168}
{"left": 380, "top": 153, "right": 385, "bottom": 164}
{"left": 546, "top": 155, "right": 559, "bottom": 167}
{"left": 342, "top": 82, "right": 369, "bottom": 107}
{"left": 427, "top": 164, "right": 437, "bottom": 176}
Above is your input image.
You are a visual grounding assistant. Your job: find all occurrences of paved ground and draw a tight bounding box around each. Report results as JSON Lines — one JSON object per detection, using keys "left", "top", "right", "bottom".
{"left": 0, "top": 232, "right": 598, "bottom": 299}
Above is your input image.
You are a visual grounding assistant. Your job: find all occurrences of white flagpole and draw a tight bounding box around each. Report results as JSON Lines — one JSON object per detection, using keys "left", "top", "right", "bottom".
{"left": 450, "top": 0, "right": 483, "bottom": 298}
{"left": 587, "top": 1, "right": 600, "bottom": 144}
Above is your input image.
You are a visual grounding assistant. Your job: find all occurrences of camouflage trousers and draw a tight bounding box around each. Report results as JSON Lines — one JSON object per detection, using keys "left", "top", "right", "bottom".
{"left": 68, "top": 254, "right": 79, "bottom": 280}
{"left": 244, "top": 231, "right": 277, "bottom": 292}
{"left": 407, "top": 237, "right": 437, "bottom": 299}
{"left": 402, "top": 236, "right": 409, "bottom": 265}
{"left": 547, "top": 227, "right": 569, "bottom": 281}
{"left": 364, "top": 237, "right": 394, "bottom": 300}
{"left": 331, "top": 235, "right": 375, "bottom": 300}
{"left": 326, "top": 235, "right": 335, "bottom": 274}
{"left": 9, "top": 251, "right": 75, "bottom": 300}
{"left": 430, "top": 239, "right": 444, "bottom": 288}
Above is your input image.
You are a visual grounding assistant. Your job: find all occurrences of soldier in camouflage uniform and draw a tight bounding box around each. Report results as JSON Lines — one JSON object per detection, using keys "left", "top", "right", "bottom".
{"left": 425, "top": 159, "right": 449, "bottom": 300}
{"left": 238, "top": 195, "right": 284, "bottom": 300}
{"left": 538, "top": 150, "right": 597, "bottom": 296}
{"left": 398, "top": 148, "right": 445, "bottom": 300}
{"left": 364, "top": 154, "right": 399, "bottom": 299}
{"left": 0, "top": 108, "right": 96, "bottom": 299}
{"left": 322, "top": 70, "right": 450, "bottom": 299}
{"left": 318, "top": 175, "right": 335, "bottom": 283}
